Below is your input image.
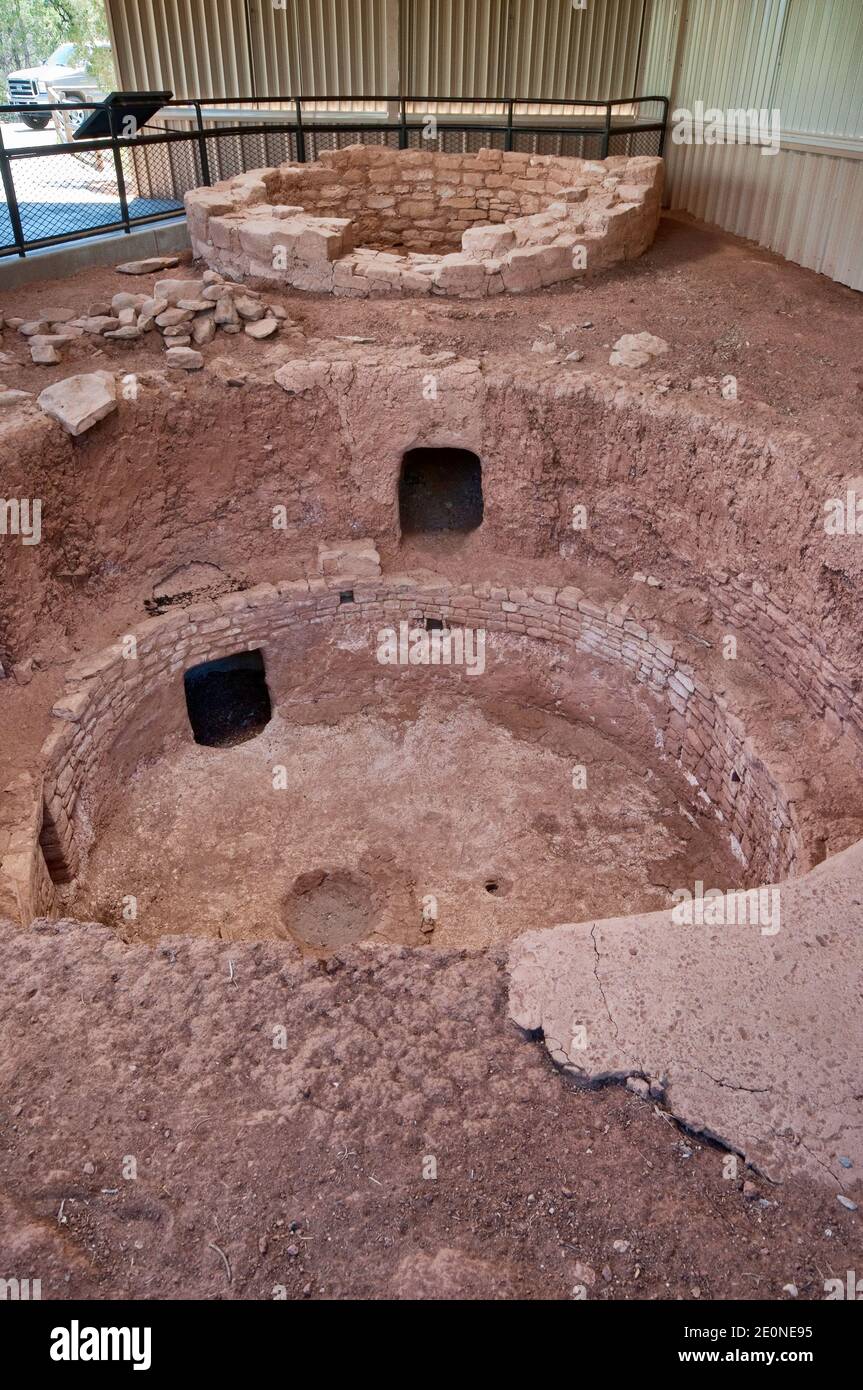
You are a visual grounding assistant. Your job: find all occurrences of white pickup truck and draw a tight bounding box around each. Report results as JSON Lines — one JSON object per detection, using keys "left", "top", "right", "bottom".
{"left": 6, "top": 42, "right": 101, "bottom": 130}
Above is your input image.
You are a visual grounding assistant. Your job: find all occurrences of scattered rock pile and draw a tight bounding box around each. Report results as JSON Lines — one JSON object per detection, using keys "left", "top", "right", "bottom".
{"left": 2, "top": 269, "right": 289, "bottom": 370}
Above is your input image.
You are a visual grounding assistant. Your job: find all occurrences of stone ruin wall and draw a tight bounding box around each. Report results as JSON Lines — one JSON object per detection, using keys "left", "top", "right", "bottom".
{"left": 186, "top": 146, "right": 663, "bottom": 297}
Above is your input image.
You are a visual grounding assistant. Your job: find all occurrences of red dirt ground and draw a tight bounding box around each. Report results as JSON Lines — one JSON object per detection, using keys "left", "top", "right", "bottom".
{"left": 1, "top": 211, "right": 861, "bottom": 1300}
{"left": 2, "top": 211, "right": 861, "bottom": 465}
{"left": 0, "top": 919, "right": 858, "bottom": 1301}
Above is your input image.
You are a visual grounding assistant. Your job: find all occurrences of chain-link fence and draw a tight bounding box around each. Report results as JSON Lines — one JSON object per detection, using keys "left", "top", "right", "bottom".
{"left": 0, "top": 94, "right": 667, "bottom": 258}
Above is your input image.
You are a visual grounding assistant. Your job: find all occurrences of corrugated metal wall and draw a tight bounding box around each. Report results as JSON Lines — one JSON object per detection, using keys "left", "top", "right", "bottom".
{"left": 105, "top": 0, "right": 863, "bottom": 289}
{"left": 106, "top": 0, "right": 253, "bottom": 98}
{"left": 249, "top": 0, "right": 390, "bottom": 101}
{"left": 507, "top": 0, "right": 644, "bottom": 100}
{"left": 664, "top": 139, "right": 863, "bottom": 289}
{"left": 638, "top": 0, "right": 679, "bottom": 95}
{"left": 773, "top": 0, "right": 863, "bottom": 137}
{"left": 643, "top": 0, "right": 863, "bottom": 290}
{"left": 107, "top": 0, "right": 649, "bottom": 102}
{"left": 401, "top": 0, "right": 507, "bottom": 101}
{"left": 106, "top": 0, "right": 390, "bottom": 101}
{"left": 401, "top": 0, "right": 645, "bottom": 113}
{"left": 666, "top": 0, "right": 790, "bottom": 111}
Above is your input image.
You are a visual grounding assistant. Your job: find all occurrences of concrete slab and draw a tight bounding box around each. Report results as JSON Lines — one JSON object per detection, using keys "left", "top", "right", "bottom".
{"left": 0, "top": 218, "right": 190, "bottom": 290}
{"left": 508, "top": 841, "right": 863, "bottom": 1188}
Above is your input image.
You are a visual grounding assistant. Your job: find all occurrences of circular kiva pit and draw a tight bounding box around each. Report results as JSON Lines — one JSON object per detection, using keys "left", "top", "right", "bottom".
{"left": 5, "top": 578, "right": 811, "bottom": 955}
{"left": 185, "top": 146, "right": 663, "bottom": 297}
{"left": 14, "top": 586, "right": 783, "bottom": 948}
{"left": 3, "top": 369, "right": 863, "bottom": 960}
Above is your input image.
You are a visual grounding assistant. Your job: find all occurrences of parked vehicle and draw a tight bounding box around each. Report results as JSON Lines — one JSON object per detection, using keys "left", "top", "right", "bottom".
{"left": 6, "top": 42, "right": 102, "bottom": 131}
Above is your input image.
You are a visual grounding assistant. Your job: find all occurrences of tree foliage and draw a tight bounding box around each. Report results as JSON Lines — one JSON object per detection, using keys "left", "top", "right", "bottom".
{"left": 0, "top": 0, "right": 114, "bottom": 95}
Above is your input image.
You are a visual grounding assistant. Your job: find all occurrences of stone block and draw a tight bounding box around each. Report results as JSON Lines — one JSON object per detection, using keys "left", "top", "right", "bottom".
{"left": 37, "top": 372, "right": 117, "bottom": 436}
{"left": 461, "top": 224, "right": 516, "bottom": 259}
{"left": 317, "top": 540, "right": 381, "bottom": 579}
{"left": 431, "top": 253, "right": 488, "bottom": 296}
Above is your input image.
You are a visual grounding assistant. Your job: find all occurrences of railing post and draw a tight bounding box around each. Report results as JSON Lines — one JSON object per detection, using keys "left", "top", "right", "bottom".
{"left": 295, "top": 98, "right": 306, "bottom": 162}
{"left": 505, "top": 98, "right": 514, "bottom": 151}
{"left": 601, "top": 100, "right": 613, "bottom": 158}
{"left": 193, "top": 100, "right": 212, "bottom": 184}
{"left": 0, "top": 124, "right": 26, "bottom": 256}
{"left": 398, "top": 96, "right": 408, "bottom": 149}
{"left": 108, "top": 104, "right": 132, "bottom": 233}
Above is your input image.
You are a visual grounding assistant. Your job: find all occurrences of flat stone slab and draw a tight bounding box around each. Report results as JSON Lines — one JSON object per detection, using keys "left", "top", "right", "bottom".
{"left": 610, "top": 331, "right": 670, "bottom": 368}
{"left": 115, "top": 256, "right": 180, "bottom": 275}
{"left": 317, "top": 538, "right": 381, "bottom": 578}
{"left": 244, "top": 317, "right": 278, "bottom": 339}
{"left": 508, "top": 841, "right": 863, "bottom": 1187}
{"left": 30, "top": 344, "right": 60, "bottom": 364}
{"left": 152, "top": 277, "right": 207, "bottom": 306}
{"left": 36, "top": 372, "right": 117, "bottom": 436}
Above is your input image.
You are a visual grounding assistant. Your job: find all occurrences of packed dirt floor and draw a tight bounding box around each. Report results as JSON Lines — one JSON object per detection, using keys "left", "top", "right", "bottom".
{"left": 2, "top": 211, "right": 862, "bottom": 1298}
{"left": 0, "top": 919, "right": 859, "bottom": 1301}
{"left": 70, "top": 691, "right": 745, "bottom": 950}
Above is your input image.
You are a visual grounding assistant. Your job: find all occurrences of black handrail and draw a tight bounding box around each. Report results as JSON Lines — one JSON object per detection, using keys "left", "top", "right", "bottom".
{"left": 0, "top": 92, "right": 669, "bottom": 114}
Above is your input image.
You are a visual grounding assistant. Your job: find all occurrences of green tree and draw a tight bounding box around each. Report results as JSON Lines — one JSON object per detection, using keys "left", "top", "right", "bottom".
{"left": 0, "top": 0, "right": 114, "bottom": 97}
{"left": 62, "top": 0, "right": 116, "bottom": 90}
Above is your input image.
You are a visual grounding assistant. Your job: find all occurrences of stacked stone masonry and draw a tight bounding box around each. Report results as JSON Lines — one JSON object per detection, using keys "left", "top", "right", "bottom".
{"left": 185, "top": 147, "right": 663, "bottom": 297}
{"left": 0, "top": 575, "right": 797, "bottom": 926}
{"left": 709, "top": 571, "right": 858, "bottom": 740}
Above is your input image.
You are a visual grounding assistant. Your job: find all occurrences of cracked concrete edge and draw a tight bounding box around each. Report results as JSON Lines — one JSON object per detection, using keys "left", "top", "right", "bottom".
{"left": 507, "top": 840, "right": 863, "bottom": 1189}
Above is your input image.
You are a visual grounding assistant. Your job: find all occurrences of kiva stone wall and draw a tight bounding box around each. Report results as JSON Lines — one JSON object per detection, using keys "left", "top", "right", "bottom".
{"left": 186, "top": 147, "right": 663, "bottom": 297}
{"left": 0, "top": 771, "right": 56, "bottom": 923}
{"left": 707, "top": 571, "right": 856, "bottom": 743}
{"left": 0, "top": 572, "right": 796, "bottom": 926}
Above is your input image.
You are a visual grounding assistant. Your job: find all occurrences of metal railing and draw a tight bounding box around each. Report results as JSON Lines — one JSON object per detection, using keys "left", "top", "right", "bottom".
{"left": 0, "top": 93, "right": 668, "bottom": 259}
